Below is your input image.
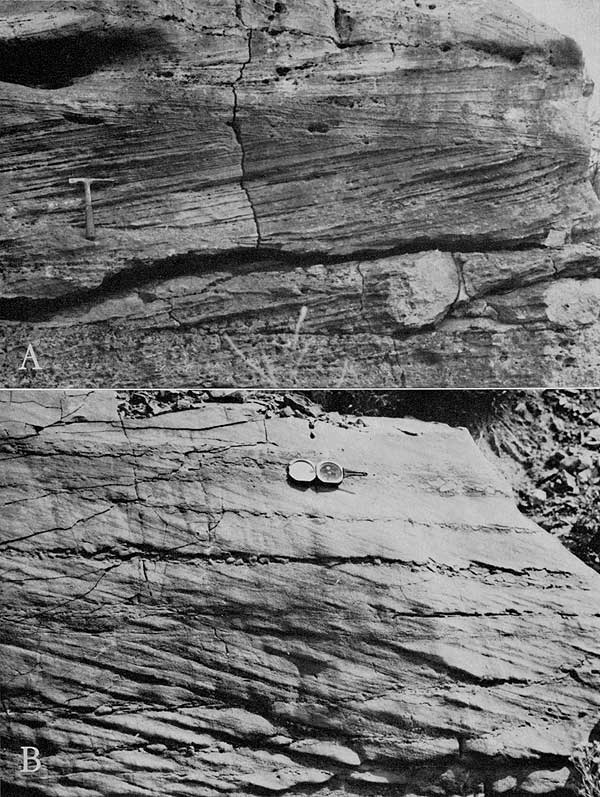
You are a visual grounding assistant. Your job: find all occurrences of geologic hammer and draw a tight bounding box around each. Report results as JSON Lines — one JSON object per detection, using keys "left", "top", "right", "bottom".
{"left": 68, "top": 177, "right": 115, "bottom": 240}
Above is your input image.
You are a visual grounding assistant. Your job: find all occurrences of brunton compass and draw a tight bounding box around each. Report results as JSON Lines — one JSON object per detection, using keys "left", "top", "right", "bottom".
{"left": 287, "top": 459, "right": 366, "bottom": 487}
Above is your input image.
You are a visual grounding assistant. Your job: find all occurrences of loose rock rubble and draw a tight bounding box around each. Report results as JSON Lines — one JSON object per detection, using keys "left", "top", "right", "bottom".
{"left": 118, "top": 389, "right": 368, "bottom": 429}
{"left": 484, "top": 390, "right": 600, "bottom": 573}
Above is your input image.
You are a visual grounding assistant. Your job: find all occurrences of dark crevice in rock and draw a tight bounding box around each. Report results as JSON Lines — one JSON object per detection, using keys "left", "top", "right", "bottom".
{"left": 234, "top": 0, "right": 247, "bottom": 28}
{"left": 0, "top": 239, "right": 546, "bottom": 323}
{"left": 230, "top": 27, "right": 261, "bottom": 247}
{"left": 437, "top": 36, "right": 582, "bottom": 68}
{"left": 62, "top": 111, "right": 106, "bottom": 125}
{"left": 0, "top": 784, "right": 45, "bottom": 797}
{"left": 458, "top": 39, "right": 529, "bottom": 65}
{"left": 0, "top": 542, "right": 559, "bottom": 583}
{"left": 0, "top": 29, "right": 171, "bottom": 89}
{"left": 332, "top": 0, "right": 354, "bottom": 47}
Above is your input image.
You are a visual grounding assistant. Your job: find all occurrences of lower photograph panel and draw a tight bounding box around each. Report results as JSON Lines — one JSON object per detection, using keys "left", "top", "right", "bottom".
{"left": 1, "top": 389, "right": 599, "bottom": 796}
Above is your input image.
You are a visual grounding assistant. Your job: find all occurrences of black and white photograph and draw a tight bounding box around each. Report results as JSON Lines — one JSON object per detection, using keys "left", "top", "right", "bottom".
{"left": 1, "top": 388, "right": 600, "bottom": 796}
{"left": 0, "top": 0, "right": 599, "bottom": 386}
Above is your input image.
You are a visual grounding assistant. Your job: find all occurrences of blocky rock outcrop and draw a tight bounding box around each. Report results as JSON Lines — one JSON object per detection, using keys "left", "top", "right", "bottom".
{"left": 1, "top": 0, "right": 600, "bottom": 385}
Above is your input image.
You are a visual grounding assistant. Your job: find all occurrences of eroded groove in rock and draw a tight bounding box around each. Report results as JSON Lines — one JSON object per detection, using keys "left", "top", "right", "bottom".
{"left": 1, "top": 391, "right": 599, "bottom": 795}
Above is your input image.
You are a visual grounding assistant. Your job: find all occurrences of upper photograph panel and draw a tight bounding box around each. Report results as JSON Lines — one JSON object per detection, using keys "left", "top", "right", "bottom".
{"left": 1, "top": 0, "right": 599, "bottom": 386}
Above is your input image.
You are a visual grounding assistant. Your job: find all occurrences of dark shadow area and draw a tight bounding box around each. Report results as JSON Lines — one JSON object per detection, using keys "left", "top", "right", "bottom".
{"left": 306, "top": 390, "right": 508, "bottom": 434}
{"left": 0, "top": 28, "right": 169, "bottom": 89}
{"left": 0, "top": 784, "right": 47, "bottom": 797}
{"left": 286, "top": 478, "right": 312, "bottom": 492}
{"left": 459, "top": 38, "right": 529, "bottom": 64}
{"left": 547, "top": 36, "right": 584, "bottom": 69}
{"left": 449, "top": 36, "right": 582, "bottom": 69}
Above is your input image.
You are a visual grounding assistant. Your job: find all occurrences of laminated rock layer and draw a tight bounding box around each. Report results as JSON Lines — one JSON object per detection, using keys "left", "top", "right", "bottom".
{"left": 1, "top": 1, "right": 600, "bottom": 384}
{"left": 1, "top": 392, "right": 599, "bottom": 795}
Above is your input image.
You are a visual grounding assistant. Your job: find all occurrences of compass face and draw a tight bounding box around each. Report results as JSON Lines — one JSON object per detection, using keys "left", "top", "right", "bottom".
{"left": 316, "top": 460, "right": 343, "bottom": 484}
{"left": 288, "top": 459, "right": 316, "bottom": 483}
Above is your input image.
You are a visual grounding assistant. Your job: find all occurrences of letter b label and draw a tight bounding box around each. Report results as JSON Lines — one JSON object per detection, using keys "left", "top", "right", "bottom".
{"left": 20, "top": 746, "right": 41, "bottom": 772}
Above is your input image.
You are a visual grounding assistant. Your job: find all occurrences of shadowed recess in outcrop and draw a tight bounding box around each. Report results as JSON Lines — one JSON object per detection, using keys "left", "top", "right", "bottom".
{"left": 0, "top": 28, "right": 170, "bottom": 89}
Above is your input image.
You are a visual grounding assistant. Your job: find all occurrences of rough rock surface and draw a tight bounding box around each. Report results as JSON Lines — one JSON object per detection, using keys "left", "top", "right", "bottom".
{"left": 1, "top": 391, "right": 600, "bottom": 795}
{"left": 1, "top": 1, "right": 600, "bottom": 385}
{"left": 513, "top": 0, "right": 600, "bottom": 122}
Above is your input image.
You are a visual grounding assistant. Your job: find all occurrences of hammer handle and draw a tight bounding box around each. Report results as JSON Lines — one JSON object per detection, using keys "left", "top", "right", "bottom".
{"left": 83, "top": 182, "right": 95, "bottom": 240}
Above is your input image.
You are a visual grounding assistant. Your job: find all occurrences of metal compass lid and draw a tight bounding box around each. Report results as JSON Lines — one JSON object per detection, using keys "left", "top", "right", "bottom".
{"left": 287, "top": 459, "right": 317, "bottom": 484}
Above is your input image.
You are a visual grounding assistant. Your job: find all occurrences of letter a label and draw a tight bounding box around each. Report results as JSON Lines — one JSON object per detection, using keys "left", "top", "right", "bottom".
{"left": 18, "top": 344, "right": 42, "bottom": 371}
{"left": 20, "top": 746, "right": 41, "bottom": 772}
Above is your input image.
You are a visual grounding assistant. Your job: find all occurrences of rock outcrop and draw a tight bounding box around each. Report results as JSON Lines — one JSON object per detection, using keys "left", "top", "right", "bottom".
{"left": 1, "top": 390, "right": 600, "bottom": 795}
{"left": 1, "top": 1, "right": 600, "bottom": 385}
{"left": 513, "top": 0, "right": 600, "bottom": 122}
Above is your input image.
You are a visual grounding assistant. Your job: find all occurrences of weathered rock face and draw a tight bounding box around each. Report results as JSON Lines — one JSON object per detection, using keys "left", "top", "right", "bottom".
{"left": 1, "top": 391, "right": 600, "bottom": 795}
{"left": 513, "top": 0, "right": 600, "bottom": 121}
{"left": 1, "top": 1, "right": 600, "bottom": 385}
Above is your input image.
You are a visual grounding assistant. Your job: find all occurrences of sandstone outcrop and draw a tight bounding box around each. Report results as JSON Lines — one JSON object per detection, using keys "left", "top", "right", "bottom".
{"left": 1, "top": 391, "right": 600, "bottom": 795}
{"left": 1, "top": 1, "right": 600, "bottom": 384}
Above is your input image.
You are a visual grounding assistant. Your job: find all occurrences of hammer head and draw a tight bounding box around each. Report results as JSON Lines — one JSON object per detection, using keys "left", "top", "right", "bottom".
{"left": 69, "top": 177, "right": 115, "bottom": 186}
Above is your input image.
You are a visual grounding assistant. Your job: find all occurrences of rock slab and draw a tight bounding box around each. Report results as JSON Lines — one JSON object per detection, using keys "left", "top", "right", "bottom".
{"left": 1, "top": 391, "right": 599, "bottom": 795}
